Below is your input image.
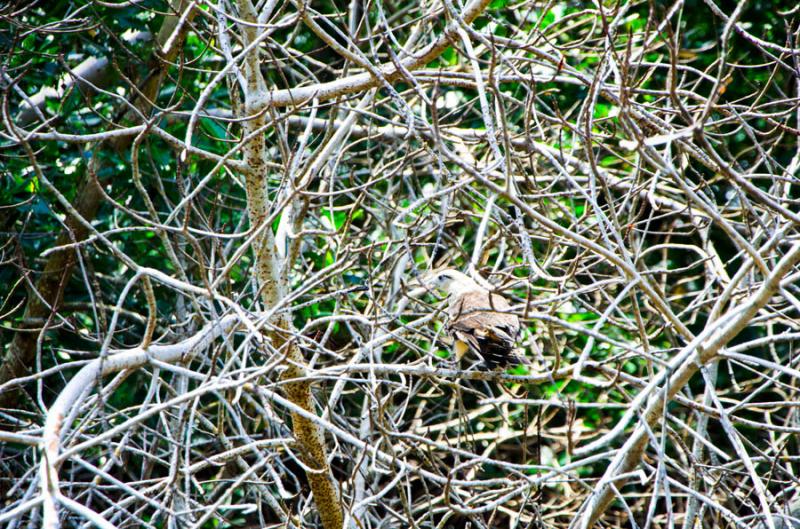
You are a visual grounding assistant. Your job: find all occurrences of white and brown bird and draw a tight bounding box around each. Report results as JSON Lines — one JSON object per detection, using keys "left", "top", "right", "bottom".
{"left": 425, "top": 270, "right": 528, "bottom": 369}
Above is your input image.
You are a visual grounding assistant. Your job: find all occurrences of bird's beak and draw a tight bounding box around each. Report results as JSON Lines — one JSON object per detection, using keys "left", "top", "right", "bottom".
{"left": 406, "top": 269, "right": 428, "bottom": 288}
{"left": 405, "top": 273, "right": 438, "bottom": 297}
{"left": 405, "top": 277, "right": 427, "bottom": 291}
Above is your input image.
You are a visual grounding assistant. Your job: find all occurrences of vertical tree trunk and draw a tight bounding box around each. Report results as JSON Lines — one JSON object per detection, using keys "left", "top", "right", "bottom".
{"left": 234, "top": 1, "right": 344, "bottom": 526}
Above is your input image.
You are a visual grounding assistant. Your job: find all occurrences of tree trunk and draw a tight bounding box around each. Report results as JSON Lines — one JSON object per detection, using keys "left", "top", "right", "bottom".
{"left": 233, "top": 0, "right": 344, "bottom": 525}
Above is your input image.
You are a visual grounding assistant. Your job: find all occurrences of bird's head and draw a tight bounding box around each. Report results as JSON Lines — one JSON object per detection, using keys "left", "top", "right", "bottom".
{"left": 422, "top": 269, "right": 482, "bottom": 296}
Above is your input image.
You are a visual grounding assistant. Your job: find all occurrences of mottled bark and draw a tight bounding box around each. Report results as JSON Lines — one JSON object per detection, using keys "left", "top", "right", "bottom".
{"left": 245, "top": 119, "right": 344, "bottom": 529}
{"left": 233, "top": 0, "right": 344, "bottom": 524}
{"left": 240, "top": 86, "right": 342, "bottom": 526}
{"left": 243, "top": 119, "right": 345, "bottom": 529}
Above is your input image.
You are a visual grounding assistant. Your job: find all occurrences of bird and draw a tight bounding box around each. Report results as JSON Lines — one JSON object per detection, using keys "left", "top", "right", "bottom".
{"left": 424, "top": 269, "right": 528, "bottom": 369}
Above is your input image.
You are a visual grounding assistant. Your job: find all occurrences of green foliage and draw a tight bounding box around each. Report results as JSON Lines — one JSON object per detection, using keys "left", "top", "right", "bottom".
{"left": 3, "top": 0, "right": 800, "bottom": 526}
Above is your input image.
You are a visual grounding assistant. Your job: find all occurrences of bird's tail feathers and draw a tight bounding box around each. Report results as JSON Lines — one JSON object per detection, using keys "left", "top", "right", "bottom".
{"left": 478, "top": 341, "right": 530, "bottom": 369}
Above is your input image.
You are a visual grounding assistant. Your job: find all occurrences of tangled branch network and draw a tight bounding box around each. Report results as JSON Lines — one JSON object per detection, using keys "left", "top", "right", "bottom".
{"left": 1, "top": 0, "right": 800, "bottom": 528}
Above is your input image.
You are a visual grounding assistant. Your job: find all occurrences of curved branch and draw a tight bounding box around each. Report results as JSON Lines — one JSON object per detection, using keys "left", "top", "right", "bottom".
{"left": 40, "top": 314, "right": 244, "bottom": 529}
{"left": 254, "top": 0, "right": 491, "bottom": 109}
{"left": 575, "top": 242, "right": 800, "bottom": 529}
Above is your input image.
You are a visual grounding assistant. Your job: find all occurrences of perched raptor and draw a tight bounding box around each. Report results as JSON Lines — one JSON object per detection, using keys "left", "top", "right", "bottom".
{"left": 425, "top": 270, "right": 528, "bottom": 369}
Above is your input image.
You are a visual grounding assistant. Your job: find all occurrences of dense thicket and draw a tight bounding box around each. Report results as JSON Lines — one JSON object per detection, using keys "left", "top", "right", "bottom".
{"left": 2, "top": 0, "right": 800, "bottom": 528}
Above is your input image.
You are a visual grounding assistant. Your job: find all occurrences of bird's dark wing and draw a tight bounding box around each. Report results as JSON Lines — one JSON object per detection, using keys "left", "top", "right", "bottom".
{"left": 447, "top": 291, "right": 527, "bottom": 368}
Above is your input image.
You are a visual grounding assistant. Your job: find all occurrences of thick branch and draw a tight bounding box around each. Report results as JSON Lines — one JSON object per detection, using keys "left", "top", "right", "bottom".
{"left": 39, "top": 315, "right": 244, "bottom": 529}
{"left": 576, "top": 242, "right": 800, "bottom": 528}
{"left": 250, "top": 0, "right": 491, "bottom": 109}
{"left": 14, "top": 32, "right": 151, "bottom": 127}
